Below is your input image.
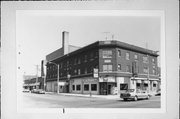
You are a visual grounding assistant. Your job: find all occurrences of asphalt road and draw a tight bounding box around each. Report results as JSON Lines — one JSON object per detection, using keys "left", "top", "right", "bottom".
{"left": 22, "top": 93, "right": 160, "bottom": 108}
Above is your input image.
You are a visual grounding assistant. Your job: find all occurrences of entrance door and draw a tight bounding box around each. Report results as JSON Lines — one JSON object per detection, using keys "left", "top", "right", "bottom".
{"left": 107, "top": 85, "right": 112, "bottom": 94}
{"left": 99, "top": 82, "right": 107, "bottom": 95}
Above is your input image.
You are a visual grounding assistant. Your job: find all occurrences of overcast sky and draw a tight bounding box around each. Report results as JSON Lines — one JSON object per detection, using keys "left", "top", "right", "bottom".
{"left": 16, "top": 11, "right": 161, "bottom": 76}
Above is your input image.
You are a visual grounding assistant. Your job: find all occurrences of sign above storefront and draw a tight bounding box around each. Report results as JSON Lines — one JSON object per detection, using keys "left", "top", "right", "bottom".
{"left": 104, "top": 60, "right": 111, "bottom": 63}
{"left": 99, "top": 77, "right": 115, "bottom": 82}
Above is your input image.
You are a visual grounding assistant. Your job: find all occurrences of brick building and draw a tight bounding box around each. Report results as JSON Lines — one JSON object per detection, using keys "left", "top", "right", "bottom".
{"left": 45, "top": 31, "right": 160, "bottom": 95}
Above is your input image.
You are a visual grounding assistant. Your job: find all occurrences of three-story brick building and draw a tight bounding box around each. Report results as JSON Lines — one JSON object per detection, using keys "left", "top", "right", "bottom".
{"left": 45, "top": 31, "right": 160, "bottom": 95}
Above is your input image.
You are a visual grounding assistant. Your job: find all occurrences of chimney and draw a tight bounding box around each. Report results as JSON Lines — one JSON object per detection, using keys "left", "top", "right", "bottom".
{"left": 62, "top": 31, "right": 69, "bottom": 55}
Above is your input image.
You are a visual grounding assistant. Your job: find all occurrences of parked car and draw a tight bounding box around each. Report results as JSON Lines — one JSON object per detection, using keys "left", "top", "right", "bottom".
{"left": 120, "top": 89, "right": 150, "bottom": 101}
{"left": 155, "top": 89, "right": 161, "bottom": 96}
{"left": 31, "top": 89, "right": 45, "bottom": 94}
{"left": 23, "top": 89, "right": 30, "bottom": 93}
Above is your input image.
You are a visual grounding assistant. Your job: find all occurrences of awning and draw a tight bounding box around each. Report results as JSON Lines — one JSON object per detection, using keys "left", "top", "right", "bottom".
{"left": 153, "top": 81, "right": 158, "bottom": 84}
{"left": 58, "top": 82, "right": 66, "bottom": 86}
{"left": 136, "top": 80, "right": 142, "bottom": 83}
{"left": 143, "top": 80, "right": 149, "bottom": 84}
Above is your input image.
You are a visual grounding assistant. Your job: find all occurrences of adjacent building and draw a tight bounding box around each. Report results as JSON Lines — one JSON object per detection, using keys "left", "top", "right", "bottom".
{"left": 23, "top": 75, "right": 45, "bottom": 90}
{"left": 45, "top": 31, "right": 160, "bottom": 95}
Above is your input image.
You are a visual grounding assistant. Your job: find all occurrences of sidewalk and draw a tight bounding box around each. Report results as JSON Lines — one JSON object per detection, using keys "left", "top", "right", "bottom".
{"left": 45, "top": 92, "right": 120, "bottom": 100}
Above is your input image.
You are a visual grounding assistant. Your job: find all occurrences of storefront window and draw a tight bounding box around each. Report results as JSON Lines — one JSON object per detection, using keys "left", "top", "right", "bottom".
{"left": 76, "top": 85, "right": 81, "bottom": 91}
{"left": 91, "top": 84, "right": 97, "bottom": 91}
{"left": 84, "top": 84, "right": 89, "bottom": 91}
{"left": 120, "top": 84, "right": 128, "bottom": 90}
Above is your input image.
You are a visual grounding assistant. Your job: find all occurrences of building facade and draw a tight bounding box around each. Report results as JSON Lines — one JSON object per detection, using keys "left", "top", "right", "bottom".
{"left": 23, "top": 76, "right": 45, "bottom": 91}
{"left": 46, "top": 35, "right": 160, "bottom": 95}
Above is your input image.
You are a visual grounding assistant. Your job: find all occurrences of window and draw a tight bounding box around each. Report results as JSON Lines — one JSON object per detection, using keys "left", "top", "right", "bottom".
{"left": 120, "top": 84, "right": 128, "bottom": 90}
{"left": 118, "top": 50, "right": 121, "bottom": 57}
{"left": 95, "top": 51, "right": 98, "bottom": 58}
{"left": 74, "top": 69, "right": 77, "bottom": 74}
{"left": 126, "top": 52, "right": 130, "bottom": 60}
{"left": 143, "top": 67, "right": 148, "bottom": 73}
{"left": 134, "top": 54, "right": 138, "bottom": 60}
{"left": 152, "top": 69, "right": 156, "bottom": 75}
{"left": 84, "top": 68, "right": 87, "bottom": 74}
{"left": 91, "top": 84, "right": 97, "bottom": 91}
{"left": 84, "top": 55, "right": 87, "bottom": 62}
{"left": 84, "top": 84, "right": 89, "bottom": 91}
{"left": 76, "top": 85, "right": 81, "bottom": 91}
{"left": 103, "top": 64, "right": 112, "bottom": 72}
{"left": 102, "top": 50, "right": 112, "bottom": 58}
{"left": 78, "top": 69, "right": 81, "bottom": 75}
{"left": 90, "top": 52, "right": 94, "bottom": 60}
{"left": 152, "top": 58, "right": 155, "bottom": 64}
{"left": 153, "top": 83, "right": 156, "bottom": 87}
{"left": 74, "top": 58, "right": 77, "bottom": 65}
{"left": 72, "top": 85, "right": 75, "bottom": 90}
{"left": 143, "top": 56, "right": 148, "bottom": 63}
{"left": 144, "top": 83, "right": 148, "bottom": 87}
{"left": 117, "top": 64, "right": 121, "bottom": 71}
{"left": 136, "top": 83, "right": 140, "bottom": 87}
{"left": 78, "top": 58, "right": 81, "bottom": 64}
{"left": 126, "top": 65, "right": 130, "bottom": 72}
{"left": 67, "top": 61, "right": 69, "bottom": 66}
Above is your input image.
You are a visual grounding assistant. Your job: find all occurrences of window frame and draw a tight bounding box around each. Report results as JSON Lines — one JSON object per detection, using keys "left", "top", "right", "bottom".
{"left": 84, "top": 84, "right": 89, "bottom": 91}
{"left": 125, "top": 52, "right": 130, "bottom": 60}
{"left": 91, "top": 84, "right": 97, "bottom": 91}
{"left": 76, "top": 85, "right": 81, "bottom": 91}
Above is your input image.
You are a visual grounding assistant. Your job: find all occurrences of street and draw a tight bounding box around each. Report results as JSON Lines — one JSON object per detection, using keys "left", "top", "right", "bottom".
{"left": 22, "top": 93, "right": 160, "bottom": 108}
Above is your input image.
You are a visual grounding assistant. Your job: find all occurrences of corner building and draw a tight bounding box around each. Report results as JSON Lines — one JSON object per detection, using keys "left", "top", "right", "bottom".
{"left": 46, "top": 33, "right": 160, "bottom": 95}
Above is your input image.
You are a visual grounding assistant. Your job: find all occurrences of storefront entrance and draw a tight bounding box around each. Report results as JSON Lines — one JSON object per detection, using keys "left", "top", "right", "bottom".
{"left": 99, "top": 82, "right": 116, "bottom": 95}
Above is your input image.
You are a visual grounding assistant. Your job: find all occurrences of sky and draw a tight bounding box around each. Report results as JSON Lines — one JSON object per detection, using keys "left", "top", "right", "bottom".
{"left": 16, "top": 11, "right": 161, "bottom": 76}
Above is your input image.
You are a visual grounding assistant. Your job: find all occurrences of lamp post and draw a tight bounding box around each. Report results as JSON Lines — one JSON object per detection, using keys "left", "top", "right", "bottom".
{"left": 49, "top": 61, "right": 59, "bottom": 94}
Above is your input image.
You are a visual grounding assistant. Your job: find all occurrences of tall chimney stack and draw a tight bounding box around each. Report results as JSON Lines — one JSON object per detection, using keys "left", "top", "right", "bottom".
{"left": 62, "top": 31, "right": 69, "bottom": 55}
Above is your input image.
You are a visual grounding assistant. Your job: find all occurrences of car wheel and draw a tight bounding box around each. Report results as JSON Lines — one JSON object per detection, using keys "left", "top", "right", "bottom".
{"left": 134, "top": 96, "right": 138, "bottom": 101}
{"left": 146, "top": 95, "right": 150, "bottom": 100}
{"left": 123, "top": 98, "right": 127, "bottom": 101}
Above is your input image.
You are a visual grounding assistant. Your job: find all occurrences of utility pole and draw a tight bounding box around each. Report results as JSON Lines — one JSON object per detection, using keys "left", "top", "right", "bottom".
{"left": 35, "top": 65, "right": 39, "bottom": 89}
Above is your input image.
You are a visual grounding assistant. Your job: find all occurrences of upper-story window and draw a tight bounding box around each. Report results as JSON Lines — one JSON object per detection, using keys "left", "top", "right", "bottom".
{"left": 143, "top": 67, "right": 148, "bottom": 73}
{"left": 152, "top": 58, "right": 155, "bottom": 64}
{"left": 102, "top": 50, "right": 112, "bottom": 58}
{"left": 117, "top": 64, "right": 121, "bottom": 71}
{"left": 74, "top": 69, "right": 77, "bottom": 75}
{"left": 126, "top": 52, "right": 130, "bottom": 60}
{"left": 78, "top": 58, "right": 81, "bottom": 64}
{"left": 126, "top": 65, "right": 131, "bottom": 72}
{"left": 143, "top": 56, "right": 148, "bottom": 63}
{"left": 95, "top": 51, "right": 98, "bottom": 58}
{"left": 74, "top": 58, "right": 77, "bottom": 65}
{"left": 90, "top": 52, "right": 94, "bottom": 60}
{"left": 84, "top": 68, "right": 87, "bottom": 74}
{"left": 84, "top": 55, "right": 87, "bottom": 62}
{"left": 78, "top": 69, "right": 81, "bottom": 75}
{"left": 118, "top": 50, "right": 121, "bottom": 57}
{"left": 134, "top": 54, "right": 138, "bottom": 60}
{"left": 103, "top": 64, "right": 112, "bottom": 72}
{"left": 152, "top": 69, "right": 156, "bottom": 75}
